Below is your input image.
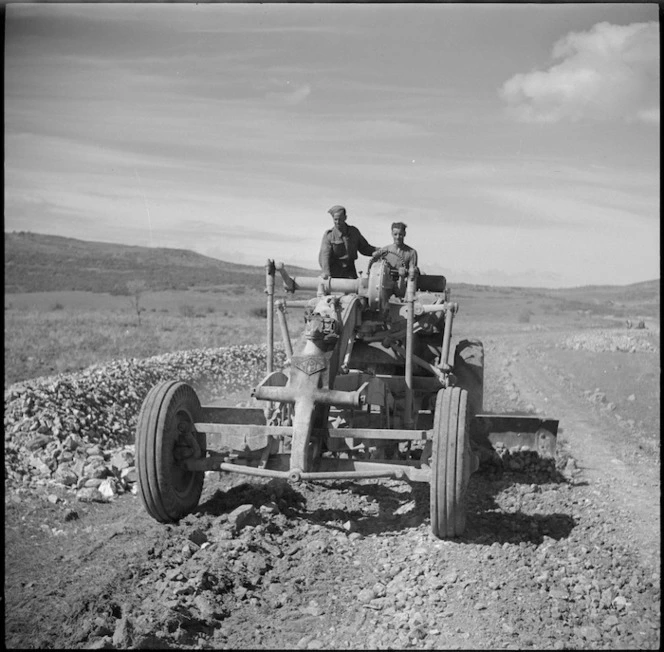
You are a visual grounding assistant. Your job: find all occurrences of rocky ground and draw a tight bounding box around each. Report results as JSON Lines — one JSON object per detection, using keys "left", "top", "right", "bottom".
{"left": 4, "top": 327, "right": 661, "bottom": 650}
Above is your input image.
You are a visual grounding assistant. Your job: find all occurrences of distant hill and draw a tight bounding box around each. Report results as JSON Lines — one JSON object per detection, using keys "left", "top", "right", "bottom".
{"left": 4, "top": 232, "right": 660, "bottom": 316}
{"left": 4, "top": 231, "right": 318, "bottom": 294}
{"left": 543, "top": 279, "right": 660, "bottom": 315}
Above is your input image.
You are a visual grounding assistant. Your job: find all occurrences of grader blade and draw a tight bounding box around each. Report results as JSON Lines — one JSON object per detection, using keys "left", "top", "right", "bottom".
{"left": 471, "top": 414, "right": 559, "bottom": 458}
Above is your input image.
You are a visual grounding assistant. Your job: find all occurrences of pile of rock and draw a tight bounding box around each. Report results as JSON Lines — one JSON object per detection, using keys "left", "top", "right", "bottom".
{"left": 4, "top": 345, "right": 286, "bottom": 501}
{"left": 560, "top": 329, "right": 657, "bottom": 353}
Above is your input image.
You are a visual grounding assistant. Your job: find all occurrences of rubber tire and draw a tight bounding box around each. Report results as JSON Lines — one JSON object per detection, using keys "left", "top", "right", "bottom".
{"left": 136, "top": 381, "right": 206, "bottom": 523}
{"left": 453, "top": 339, "right": 484, "bottom": 418}
{"left": 430, "top": 387, "right": 470, "bottom": 538}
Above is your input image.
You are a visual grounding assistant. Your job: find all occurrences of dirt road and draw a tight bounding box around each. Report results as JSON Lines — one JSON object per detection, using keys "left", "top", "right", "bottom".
{"left": 5, "top": 329, "right": 660, "bottom": 649}
{"left": 499, "top": 331, "right": 660, "bottom": 570}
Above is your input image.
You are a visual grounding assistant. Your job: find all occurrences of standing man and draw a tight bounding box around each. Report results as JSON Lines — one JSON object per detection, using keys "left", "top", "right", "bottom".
{"left": 372, "top": 221, "right": 418, "bottom": 271}
{"left": 319, "top": 205, "right": 378, "bottom": 279}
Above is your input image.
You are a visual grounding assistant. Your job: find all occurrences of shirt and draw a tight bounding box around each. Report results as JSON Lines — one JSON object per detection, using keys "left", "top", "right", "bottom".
{"left": 319, "top": 224, "right": 377, "bottom": 279}
{"left": 376, "top": 243, "right": 418, "bottom": 270}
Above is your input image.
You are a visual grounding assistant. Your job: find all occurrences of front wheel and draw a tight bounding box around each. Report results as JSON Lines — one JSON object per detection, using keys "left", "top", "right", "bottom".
{"left": 136, "top": 381, "right": 206, "bottom": 523}
{"left": 430, "top": 387, "right": 472, "bottom": 538}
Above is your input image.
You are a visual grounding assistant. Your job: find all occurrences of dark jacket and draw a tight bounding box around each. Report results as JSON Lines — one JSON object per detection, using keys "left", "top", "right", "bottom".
{"left": 319, "top": 224, "right": 377, "bottom": 279}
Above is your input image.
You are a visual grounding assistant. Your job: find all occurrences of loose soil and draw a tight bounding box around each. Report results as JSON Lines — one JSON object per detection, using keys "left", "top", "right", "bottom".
{"left": 4, "top": 326, "right": 660, "bottom": 650}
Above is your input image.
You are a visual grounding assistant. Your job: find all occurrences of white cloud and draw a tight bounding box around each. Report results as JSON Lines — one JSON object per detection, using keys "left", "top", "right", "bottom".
{"left": 266, "top": 83, "right": 312, "bottom": 106}
{"left": 500, "top": 21, "right": 659, "bottom": 124}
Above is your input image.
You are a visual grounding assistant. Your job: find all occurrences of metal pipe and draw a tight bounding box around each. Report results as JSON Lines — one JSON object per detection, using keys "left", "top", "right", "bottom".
{"left": 389, "top": 342, "right": 446, "bottom": 383}
{"left": 274, "top": 262, "right": 366, "bottom": 294}
{"left": 296, "top": 276, "right": 363, "bottom": 293}
{"left": 253, "top": 383, "right": 367, "bottom": 408}
{"left": 219, "top": 462, "right": 288, "bottom": 479}
{"left": 217, "top": 463, "right": 405, "bottom": 482}
{"left": 265, "top": 260, "right": 276, "bottom": 420}
{"left": 298, "top": 469, "right": 403, "bottom": 481}
{"left": 418, "top": 302, "right": 450, "bottom": 314}
{"left": 438, "top": 302, "right": 457, "bottom": 371}
{"left": 265, "top": 260, "right": 275, "bottom": 375}
{"left": 275, "top": 300, "right": 293, "bottom": 361}
{"left": 404, "top": 266, "right": 417, "bottom": 428}
{"left": 278, "top": 299, "right": 313, "bottom": 308}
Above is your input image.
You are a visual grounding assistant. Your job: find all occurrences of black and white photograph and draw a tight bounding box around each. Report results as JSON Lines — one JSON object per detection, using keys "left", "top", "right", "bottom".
{"left": 4, "top": 2, "right": 659, "bottom": 649}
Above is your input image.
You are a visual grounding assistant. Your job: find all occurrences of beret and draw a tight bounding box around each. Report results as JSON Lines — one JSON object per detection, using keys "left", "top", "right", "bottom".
{"left": 328, "top": 205, "right": 346, "bottom": 216}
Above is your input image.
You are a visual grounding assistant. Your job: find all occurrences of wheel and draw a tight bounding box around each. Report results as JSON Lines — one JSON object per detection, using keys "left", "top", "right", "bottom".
{"left": 136, "top": 381, "right": 206, "bottom": 523}
{"left": 453, "top": 339, "right": 484, "bottom": 418}
{"left": 430, "top": 387, "right": 471, "bottom": 538}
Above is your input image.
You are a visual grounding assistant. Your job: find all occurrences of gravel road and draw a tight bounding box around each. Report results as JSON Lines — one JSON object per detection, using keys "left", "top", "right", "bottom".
{"left": 4, "top": 331, "right": 660, "bottom": 650}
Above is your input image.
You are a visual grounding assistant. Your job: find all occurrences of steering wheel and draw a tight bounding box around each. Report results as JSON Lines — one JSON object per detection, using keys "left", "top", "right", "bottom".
{"left": 366, "top": 258, "right": 393, "bottom": 312}
{"left": 367, "top": 248, "right": 406, "bottom": 278}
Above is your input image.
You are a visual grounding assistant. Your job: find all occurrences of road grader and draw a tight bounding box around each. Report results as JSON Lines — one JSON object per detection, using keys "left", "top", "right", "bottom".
{"left": 136, "top": 254, "right": 559, "bottom": 538}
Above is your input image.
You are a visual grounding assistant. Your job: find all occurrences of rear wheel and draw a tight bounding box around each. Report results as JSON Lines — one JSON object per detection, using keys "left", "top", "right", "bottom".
{"left": 454, "top": 339, "right": 484, "bottom": 418}
{"left": 136, "top": 381, "right": 206, "bottom": 523}
{"left": 430, "top": 387, "right": 471, "bottom": 538}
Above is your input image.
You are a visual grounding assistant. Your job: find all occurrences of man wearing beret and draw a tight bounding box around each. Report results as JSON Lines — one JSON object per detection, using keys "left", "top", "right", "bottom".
{"left": 318, "top": 205, "right": 378, "bottom": 279}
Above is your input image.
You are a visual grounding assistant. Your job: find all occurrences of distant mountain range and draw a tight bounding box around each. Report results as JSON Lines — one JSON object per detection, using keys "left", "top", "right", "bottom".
{"left": 4, "top": 232, "right": 660, "bottom": 308}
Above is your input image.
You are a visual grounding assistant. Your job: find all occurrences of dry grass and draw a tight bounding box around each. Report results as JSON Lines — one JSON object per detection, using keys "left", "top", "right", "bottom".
{"left": 5, "top": 282, "right": 658, "bottom": 388}
{"left": 4, "top": 290, "right": 305, "bottom": 386}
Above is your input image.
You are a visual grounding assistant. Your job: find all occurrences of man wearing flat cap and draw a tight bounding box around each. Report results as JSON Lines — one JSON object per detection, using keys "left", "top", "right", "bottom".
{"left": 318, "top": 205, "right": 378, "bottom": 279}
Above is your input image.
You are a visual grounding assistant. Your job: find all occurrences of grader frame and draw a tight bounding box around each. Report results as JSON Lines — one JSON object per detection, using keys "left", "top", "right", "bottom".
{"left": 136, "top": 258, "right": 558, "bottom": 538}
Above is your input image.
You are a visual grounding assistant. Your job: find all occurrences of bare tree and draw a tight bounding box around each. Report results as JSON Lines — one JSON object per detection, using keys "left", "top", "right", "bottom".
{"left": 127, "top": 280, "right": 148, "bottom": 326}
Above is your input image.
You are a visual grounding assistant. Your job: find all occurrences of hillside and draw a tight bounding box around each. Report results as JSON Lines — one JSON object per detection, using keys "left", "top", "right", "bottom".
{"left": 4, "top": 232, "right": 316, "bottom": 295}
{"left": 4, "top": 232, "right": 660, "bottom": 317}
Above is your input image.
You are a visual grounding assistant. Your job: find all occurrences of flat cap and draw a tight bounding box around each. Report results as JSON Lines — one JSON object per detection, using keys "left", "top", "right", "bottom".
{"left": 328, "top": 205, "right": 346, "bottom": 216}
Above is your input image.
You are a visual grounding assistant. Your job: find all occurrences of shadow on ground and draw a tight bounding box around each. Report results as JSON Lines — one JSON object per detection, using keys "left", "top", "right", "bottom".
{"left": 194, "top": 451, "right": 577, "bottom": 546}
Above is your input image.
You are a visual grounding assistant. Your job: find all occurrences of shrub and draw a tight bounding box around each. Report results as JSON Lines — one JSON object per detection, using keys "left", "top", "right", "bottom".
{"left": 250, "top": 306, "right": 268, "bottom": 319}
{"left": 179, "top": 304, "right": 196, "bottom": 318}
{"left": 109, "top": 284, "right": 130, "bottom": 296}
{"left": 517, "top": 309, "right": 532, "bottom": 324}
{"left": 50, "top": 302, "right": 64, "bottom": 311}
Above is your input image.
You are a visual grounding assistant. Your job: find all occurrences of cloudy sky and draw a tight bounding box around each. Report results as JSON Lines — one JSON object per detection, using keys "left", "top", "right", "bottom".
{"left": 4, "top": 2, "right": 659, "bottom": 287}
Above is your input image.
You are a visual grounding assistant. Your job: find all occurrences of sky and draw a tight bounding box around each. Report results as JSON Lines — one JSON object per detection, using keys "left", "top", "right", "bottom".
{"left": 4, "top": 2, "right": 660, "bottom": 288}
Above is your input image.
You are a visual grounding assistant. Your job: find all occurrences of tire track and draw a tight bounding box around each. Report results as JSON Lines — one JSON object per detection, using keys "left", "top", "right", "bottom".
{"left": 503, "top": 334, "right": 660, "bottom": 572}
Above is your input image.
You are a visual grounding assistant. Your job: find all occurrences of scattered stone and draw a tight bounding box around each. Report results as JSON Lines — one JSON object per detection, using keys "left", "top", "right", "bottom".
{"left": 112, "top": 615, "right": 133, "bottom": 648}
{"left": 110, "top": 450, "right": 134, "bottom": 470}
{"left": 4, "top": 342, "right": 661, "bottom": 651}
{"left": 228, "top": 504, "right": 261, "bottom": 532}
{"left": 188, "top": 528, "right": 208, "bottom": 547}
{"left": 26, "top": 434, "right": 51, "bottom": 451}
{"left": 76, "top": 487, "right": 106, "bottom": 503}
{"left": 54, "top": 465, "right": 78, "bottom": 486}
{"left": 97, "top": 479, "right": 117, "bottom": 500}
{"left": 83, "top": 636, "right": 114, "bottom": 649}
{"left": 357, "top": 588, "right": 375, "bottom": 602}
